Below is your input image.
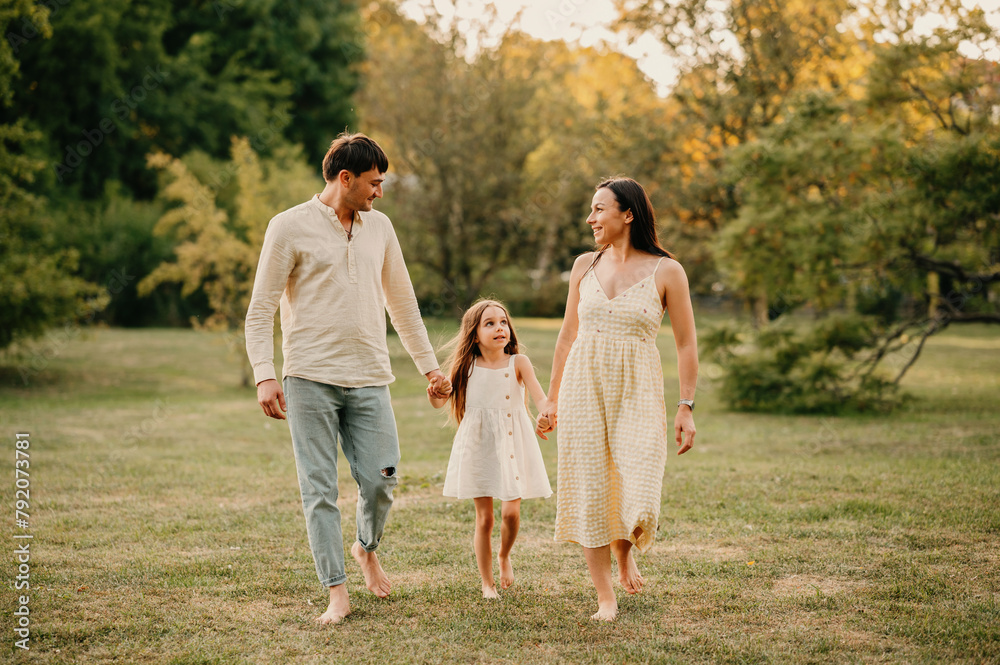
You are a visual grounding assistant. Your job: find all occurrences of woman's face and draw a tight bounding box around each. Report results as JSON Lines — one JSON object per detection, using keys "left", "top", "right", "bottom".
{"left": 587, "top": 187, "right": 632, "bottom": 245}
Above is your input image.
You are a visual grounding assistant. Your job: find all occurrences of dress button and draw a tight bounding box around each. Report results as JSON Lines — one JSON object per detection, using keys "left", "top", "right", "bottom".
{"left": 508, "top": 431, "right": 513, "bottom": 436}
{"left": 515, "top": 476, "right": 519, "bottom": 480}
{"left": 505, "top": 395, "right": 510, "bottom": 400}
{"left": 507, "top": 413, "right": 511, "bottom": 417}
{"left": 510, "top": 454, "right": 514, "bottom": 459}
{"left": 504, "top": 373, "right": 509, "bottom": 377}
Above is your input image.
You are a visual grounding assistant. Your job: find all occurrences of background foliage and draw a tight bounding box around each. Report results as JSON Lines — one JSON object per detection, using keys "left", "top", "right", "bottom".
{"left": 1, "top": 0, "right": 997, "bottom": 409}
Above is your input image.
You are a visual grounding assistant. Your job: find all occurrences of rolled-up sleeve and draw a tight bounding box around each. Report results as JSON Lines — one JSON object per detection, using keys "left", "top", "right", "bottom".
{"left": 245, "top": 215, "right": 295, "bottom": 385}
{"left": 381, "top": 225, "right": 439, "bottom": 376}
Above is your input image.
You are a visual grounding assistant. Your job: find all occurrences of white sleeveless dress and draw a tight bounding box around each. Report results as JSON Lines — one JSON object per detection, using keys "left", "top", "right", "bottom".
{"left": 443, "top": 355, "right": 552, "bottom": 501}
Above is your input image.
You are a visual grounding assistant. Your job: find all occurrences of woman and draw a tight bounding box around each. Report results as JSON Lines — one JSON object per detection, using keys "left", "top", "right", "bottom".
{"left": 538, "top": 177, "right": 698, "bottom": 621}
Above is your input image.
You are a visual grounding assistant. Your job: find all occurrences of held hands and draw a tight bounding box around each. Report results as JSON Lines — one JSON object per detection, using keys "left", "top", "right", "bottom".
{"left": 535, "top": 402, "right": 557, "bottom": 440}
{"left": 426, "top": 369, "right": 452, "bottom": 400}
{"left": 675, "top": 405, "right": 696, "bottom": 455}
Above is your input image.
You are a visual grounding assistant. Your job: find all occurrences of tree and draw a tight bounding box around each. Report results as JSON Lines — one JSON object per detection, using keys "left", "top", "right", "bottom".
{"left": 358, "top": 1, "right": 673, "bottom": 314}
{"left": 616, "top": 0, "right": 867, "bottom": 310}
{"left": 139, "top": 137, "right": 318, "bottom": 385}
{"left": 704, "top": 2, "right": 999, "bottom": 412}
{"left": 6, "top": 0, "right": 360, "bottom": 199}
{"left": 0, "top": 0, "right": 107, "bottom": 360}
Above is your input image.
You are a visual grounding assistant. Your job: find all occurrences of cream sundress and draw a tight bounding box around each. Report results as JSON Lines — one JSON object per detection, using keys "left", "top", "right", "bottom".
{"left": 443, "top": 355, "right": 552, "bottom": 501}
{"left": 555, "top": 257, "right": 669, "bottom": 552}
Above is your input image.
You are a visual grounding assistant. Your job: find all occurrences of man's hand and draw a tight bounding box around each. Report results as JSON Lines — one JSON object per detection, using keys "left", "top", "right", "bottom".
{"left": 257, "top": 379, "right": 287, "bottom": 420}
{"left": 425, "top": 369, "right": 451, "bottom": 399}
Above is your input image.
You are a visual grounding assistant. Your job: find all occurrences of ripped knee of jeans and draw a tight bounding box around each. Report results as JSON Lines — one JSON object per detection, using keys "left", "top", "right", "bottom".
{"left": 380, "top": 466, "right": 396, "bottom": 478}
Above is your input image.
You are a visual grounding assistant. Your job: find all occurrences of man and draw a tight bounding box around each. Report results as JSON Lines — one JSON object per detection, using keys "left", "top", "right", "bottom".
{"left": 245, "top": 132, "right": 449, "bottom": 625}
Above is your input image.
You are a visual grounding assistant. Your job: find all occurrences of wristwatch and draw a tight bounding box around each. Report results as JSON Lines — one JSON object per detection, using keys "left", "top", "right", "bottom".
{"left": 677, "top": 399, "right": 695, "bottom": 411}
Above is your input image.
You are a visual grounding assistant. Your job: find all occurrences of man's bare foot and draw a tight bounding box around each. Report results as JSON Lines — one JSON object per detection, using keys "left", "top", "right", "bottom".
{"left": 591, "top": 600, "right": 618, "bottom": 621}
{"left": 351, "top": 541, "right": 391, "bottom": 598}
{"left": 316, "top": 583, "right": 351, "bottom": 625}
{"left": 482, "top": 583, "right": 500, "bottom": 599}
{"left": 497, "top": 553, "right": 515, "bottom": 590}
{"left": 616, "top": 549, "right": 644, "bottom": 594}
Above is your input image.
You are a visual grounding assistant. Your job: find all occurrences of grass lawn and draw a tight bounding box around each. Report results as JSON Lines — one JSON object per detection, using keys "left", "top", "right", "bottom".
{"left": 1, "top": 317, "right": 998, "bottom": 663}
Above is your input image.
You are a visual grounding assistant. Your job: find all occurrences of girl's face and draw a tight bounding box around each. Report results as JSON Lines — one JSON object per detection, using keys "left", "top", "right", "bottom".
{"left": 587, "top": 187, "right": 632, "bottom": 245}
{"left": 474, "top": 305, "right": 510, "bottom": 352}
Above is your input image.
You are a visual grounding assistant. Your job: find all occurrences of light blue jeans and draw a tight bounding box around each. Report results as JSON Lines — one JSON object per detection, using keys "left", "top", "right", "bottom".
{"left": 283, "top": 377, "right": 400, "bottom": 587}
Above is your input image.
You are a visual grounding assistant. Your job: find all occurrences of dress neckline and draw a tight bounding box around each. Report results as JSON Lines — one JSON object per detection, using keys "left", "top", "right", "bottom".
{"left": 591, "top": 257, "right": 665, "bottom": 303}
{"left": 474, "top": 355, "right": 513, "bottom": 371}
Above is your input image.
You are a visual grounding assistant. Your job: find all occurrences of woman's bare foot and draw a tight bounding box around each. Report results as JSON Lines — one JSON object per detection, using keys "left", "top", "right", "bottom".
{"left": 611, "top": 540, "right": 644, "bottom": 594}
{"left": 316, "top": 583, "right": 351, "bottom": 625}
{"left": 351, "top": 541, "right": 391, "bottom": 598}
{"left": 497, "top": 553, "right": 515, "bottom": 590}
{"left": 617, "top": 550, "right": 644, "bottom": 594}
{"left": 482, "top": 583, "right": 500, "bottom": 599}
{"left": 591, "top": 600, "right": 618, "bottom": 621}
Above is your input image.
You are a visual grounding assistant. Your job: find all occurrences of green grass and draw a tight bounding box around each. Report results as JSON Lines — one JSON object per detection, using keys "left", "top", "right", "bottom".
{"left": 1, "top": 318, "right": 998, "bottom": 664}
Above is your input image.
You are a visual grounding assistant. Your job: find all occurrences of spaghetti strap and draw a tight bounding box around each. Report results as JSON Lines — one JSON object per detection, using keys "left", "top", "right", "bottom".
{"left": 652, "top": 256, "right": 666, "bottom": 276}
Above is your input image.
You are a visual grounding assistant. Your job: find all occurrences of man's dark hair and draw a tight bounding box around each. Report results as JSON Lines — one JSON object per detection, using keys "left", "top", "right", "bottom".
{"left": 322, "top": 132, "right": 389, "bottom": 181}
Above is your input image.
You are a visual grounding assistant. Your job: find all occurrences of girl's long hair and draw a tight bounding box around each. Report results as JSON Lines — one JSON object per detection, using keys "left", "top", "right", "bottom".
{"left": 589, "top": 176, "right": 675, "bottom": 273}
{"left": 443, "top": 299, "right": 520, "bottom": 424}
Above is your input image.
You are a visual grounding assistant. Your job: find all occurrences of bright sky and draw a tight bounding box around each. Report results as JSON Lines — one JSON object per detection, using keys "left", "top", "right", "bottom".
{"left": 400, "top": 0, "right": 1000, "bottom": 96}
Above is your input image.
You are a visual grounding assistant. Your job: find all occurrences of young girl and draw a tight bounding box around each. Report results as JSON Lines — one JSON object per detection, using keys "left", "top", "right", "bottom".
{"left": 428, "top": 299, "right": 552, "bottom": 599}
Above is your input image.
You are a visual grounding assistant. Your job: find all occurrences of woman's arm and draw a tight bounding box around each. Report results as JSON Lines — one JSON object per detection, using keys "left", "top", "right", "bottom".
{"left": 544, "top": 253, "right": 592, "bottom": 419}
{"left": 658, "top": 259, "right": 698, "bottom": 454}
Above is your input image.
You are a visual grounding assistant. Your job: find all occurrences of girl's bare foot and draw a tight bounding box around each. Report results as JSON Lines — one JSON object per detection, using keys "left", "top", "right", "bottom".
{"left": 497, "top": 553, "right": 515, "bottom": 590}
{"left": 316, "top": 583, "right": 351, "bottom": 625}
{"left": 351, "top": 541, "right": 391, "bottom": 598}
{"left": 591, "top": 600, "right": 618, "bottom": 621}
{"left": 482, "top": 583, "right": 500, "bottom": 599}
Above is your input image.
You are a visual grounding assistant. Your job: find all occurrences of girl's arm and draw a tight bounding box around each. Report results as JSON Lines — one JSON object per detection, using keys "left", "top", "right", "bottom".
{"left": 514, "top": 354, "right": 550, "bottom": 415}
{"left": 427, "top": 382, "right": 451, "bottom": 410}
{"left": 657, "top": 258, "right": 698, "bottom": 455}
{"left": 543, "top": 253, "right": 592, "bottom": 421}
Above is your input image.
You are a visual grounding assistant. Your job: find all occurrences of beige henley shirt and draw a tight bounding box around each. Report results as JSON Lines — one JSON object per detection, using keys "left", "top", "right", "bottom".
{"left": 245, "top": 195, "right": 439, "bottom": 388}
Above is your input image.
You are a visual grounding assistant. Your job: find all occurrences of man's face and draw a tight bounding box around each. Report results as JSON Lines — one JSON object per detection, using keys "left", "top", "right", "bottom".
{"left": 344, "top": 168, "right": 385, "bottom": 212}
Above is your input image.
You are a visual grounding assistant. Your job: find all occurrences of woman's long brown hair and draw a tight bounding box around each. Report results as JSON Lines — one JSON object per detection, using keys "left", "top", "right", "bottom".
{"left": 442, "top": 299, "right": 520, "bottom": 424}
